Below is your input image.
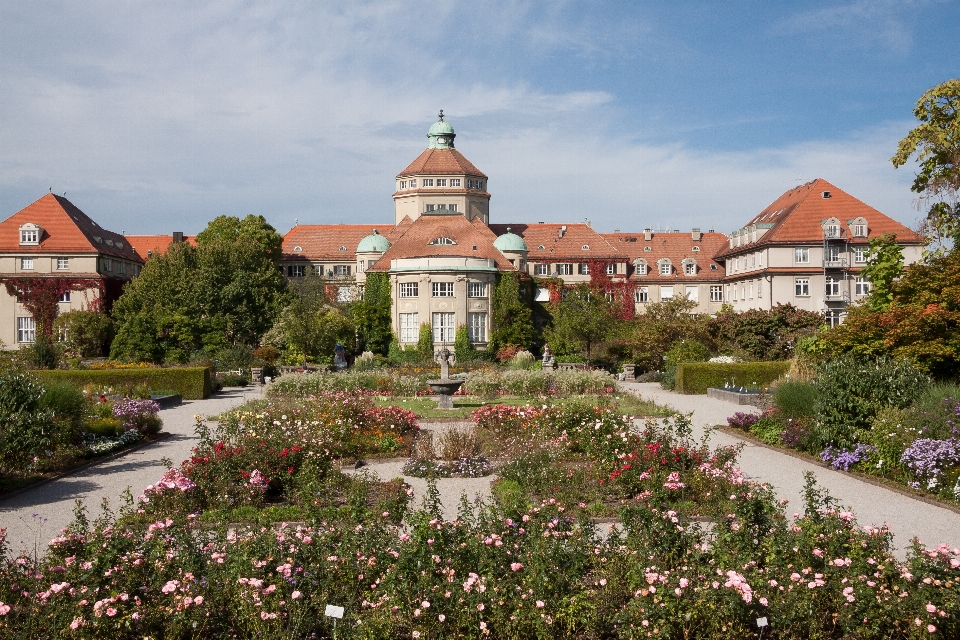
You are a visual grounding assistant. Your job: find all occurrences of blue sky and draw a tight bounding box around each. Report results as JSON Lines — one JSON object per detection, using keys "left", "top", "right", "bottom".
{"left": 1, "top": 1, "right": 957, "bottom": 236}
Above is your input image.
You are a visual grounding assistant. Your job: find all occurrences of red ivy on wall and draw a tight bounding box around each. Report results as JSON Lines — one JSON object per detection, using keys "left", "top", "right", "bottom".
{"left": 0, "top": 277, "right": 104, "bottom": 335}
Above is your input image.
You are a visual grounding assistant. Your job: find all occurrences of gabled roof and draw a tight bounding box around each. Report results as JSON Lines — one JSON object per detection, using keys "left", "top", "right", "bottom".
{"left": 368, "top": 213, "right": 513, "bottom": 271}
{"left": 126, "top": 234, "right": 197, "bottom": 260}
{"left": 490, "top": 223, "right": 621, "bottom": 260}
{"left": 398, "top": 148, "right": 487, "bottom": 178}
{"left": 602, "top": 231, "right": 727, "bottom": 282}
{"left": 282, "top": 224, "right": 402, "bottom": 261}
{"left": 0, "top": 194, "right": 142, "bottom": 262}
{"left": 714, "top": 178, "right": 924, "bottom": 259}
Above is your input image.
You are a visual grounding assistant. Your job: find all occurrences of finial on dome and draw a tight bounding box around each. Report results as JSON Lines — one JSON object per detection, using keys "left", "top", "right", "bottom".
{"left": 438, "top": 109, "right": 444, "bottom": 122}
{"left": 507, "top": 227, "right": 511, "bottom": 232}
{"left": 372, "top": 228, "right": 378, "bottom": 235}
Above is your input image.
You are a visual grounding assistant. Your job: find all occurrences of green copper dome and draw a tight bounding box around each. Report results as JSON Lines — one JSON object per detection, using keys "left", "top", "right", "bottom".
{"left": 427, "top": 110, "right": 456, "bottom": 149}
{"left": 493, "top": 228, "right": 527, "bottom": 253}
{"left": 357, "top": 229, "right": 391, "bottom": 253}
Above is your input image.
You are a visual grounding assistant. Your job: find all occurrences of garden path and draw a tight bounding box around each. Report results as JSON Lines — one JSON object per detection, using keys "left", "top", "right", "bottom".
{"left": 0, "top": 387, "right": 263, "bottom": 558}
{"left": 622, "top": 381, "right": 960, "bottom": 558}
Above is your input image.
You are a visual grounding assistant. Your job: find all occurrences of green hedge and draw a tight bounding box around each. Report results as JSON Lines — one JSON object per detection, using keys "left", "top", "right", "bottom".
{"left": 674, "top": 361, "right": 790, "bottom": 395}
{"left": 37, "top": 368, "right": 214, "bottom": 399}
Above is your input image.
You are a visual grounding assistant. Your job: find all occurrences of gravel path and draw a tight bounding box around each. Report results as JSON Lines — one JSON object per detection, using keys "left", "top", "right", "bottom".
{"left": 0, "top": 387, "right": 262, "bottom": 558}
{"left": 622, "top": 381, "right": 960, "bottom": 557}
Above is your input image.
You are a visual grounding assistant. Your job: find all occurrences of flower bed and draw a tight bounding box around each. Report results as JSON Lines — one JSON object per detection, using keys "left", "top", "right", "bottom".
{"left": 2, "top": 392, "right": 959, "bottom": 637}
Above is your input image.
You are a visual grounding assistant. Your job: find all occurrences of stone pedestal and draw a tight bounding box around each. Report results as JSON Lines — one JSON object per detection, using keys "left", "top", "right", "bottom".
{"left": 622, "top": 364, "right": 636, "bottom": 380}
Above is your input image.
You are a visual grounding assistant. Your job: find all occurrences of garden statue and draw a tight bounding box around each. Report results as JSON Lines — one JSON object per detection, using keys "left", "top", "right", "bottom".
{"left": 426, "top": 347, "right": 463, "bottom": 409}
{"left": 334, "top": 342, "right": 347, "bottom": 369}
{"left": 542, "top": 344, "right": 556, "bottom": 370}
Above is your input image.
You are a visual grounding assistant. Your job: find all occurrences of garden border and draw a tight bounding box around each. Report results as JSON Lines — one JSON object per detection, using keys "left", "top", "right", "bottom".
{"left": 0, "top": 432, "right": 172, "bottom": 504}
{"left": 714, "top": 424, "right": 960, "bottom": 517}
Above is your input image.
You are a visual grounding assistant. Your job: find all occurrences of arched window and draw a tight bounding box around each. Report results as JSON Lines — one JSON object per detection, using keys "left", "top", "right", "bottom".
{"left": 428, "top": 237, "right": 457, "bottom": 246}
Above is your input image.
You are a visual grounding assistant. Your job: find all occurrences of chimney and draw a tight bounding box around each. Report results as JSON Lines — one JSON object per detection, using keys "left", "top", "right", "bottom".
{"left": 644, "top": 228, "right": 653, "bottom": 241}
{"left": 172, "top": 232, "right": 184, "bottom": 244}
{"left": 559, "top": 225, "right": 566, "bottom": 238}
{"left": 692, "top": 228, "right": 702, "bottom": 241}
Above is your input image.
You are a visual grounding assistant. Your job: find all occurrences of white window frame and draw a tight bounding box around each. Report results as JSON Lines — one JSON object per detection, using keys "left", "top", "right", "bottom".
{"left": 685, "top": 285, "right": 698, "bottom": 302}
{"left": 450, "top": 178, "right": 461, "bottom": 187}
{"left": 56, "top": 257, "right": 69, "bottom": 270}
{"left": 422, "top": 179, "right": 434, "bottom": 187}
{"left": 409, "top": 179, "right": 417, "bottom": 188}
{"left": 795, "top": 278, "right": 809, "bottom": 297}
{"left": 659, "top": 261, "right": 671, "bottom": 275}
{"left": 468, "top": 312, "right": 487, "bottom": 343}
{"left": 333, "top": 265, "right": 351, "bottom": 276}
{"left": 288, "top": 265, "right": 306, "bottom": 277}
{"left": 660, "top": 285, "right": 674, "bottom": 300}
{"left": 852, "top": 224, "right": 867, "bottom": 237}
{"left": 634, "top": 286, "right": 648, "bottom": 303}
{"left": 467, "top": 282, "right": 487, "bottom": 298}
{"left": 20, "top": 229, "right": 39, "bottom": 244}
{"left": 432, "top": 312, "right": 455, "bottom": 343}
{"left": 605, "top": 263, "right": 616, "bottom": 275}
{"left": 824, "top": 224, "right": 840, "bottom": 238}
{"left": 436, "top": 179, "right": 447, "bottom": 187}
{"left": 399, "top": 282, "right": 419, "bottom": 298}
{"left": 476, "top": 180, "right": 484, "bottom": 190}
{"left": 825, "top": 277, "right": 840, "bottom": 297}
{"left": 634, "top": 262, "right": 647, "bottom": 276}
{"left": 20, "top": 257, "right": 34, "bottom": 270}
{"left": 795, "top": 247, "right": 809, "bottom": 264}
{"left": 534, "top": 263, "right": 550, "bottom": 276}
{"left": 578, "top": 263, "right": 590, "bottom": 275}
{"left": 556, "top": 263, "right": 573, "bottom": 276}
{"left": 854, "top": 247, "right": 868, "bottom": 263}
{"left": 855, "top": 277, "right": 871, "bottom": 296}
{"left": 59, "top": 291, "right": 71, "bottom": 303}
{"left": 710, "top": 286, "right": 722, "bottom": 302}
{"left": 432, "top": 282, "right": 454, "bottom": 297}
{"left": 684, "top": 262, "right": 696, "bottom": 275}
{"left": 17, "top": 317, "right": 35, "bottom": 343}
{"left": 399, "top": 313, "right": 419, "bottom": 343}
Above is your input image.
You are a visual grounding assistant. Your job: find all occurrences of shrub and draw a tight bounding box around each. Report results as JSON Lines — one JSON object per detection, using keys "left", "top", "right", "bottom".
{"left": 811, "top": 354, "right": 929, "bottom": 449}
{"left": 53, "top": 310, "right": 115, "bottom": 358}
{"left": 772, "top": 380, "right": 819, "bottom": 420}
{"left": 113, "top": 398, "right": 162, "bottom": 435}
{"left": 727, "top": 411, "right": 759, "bottom": 430}
{"left": 750, "top": 417, "right": 784, "bottom": 445}
{"left": 453, "top": 325, "right": 475, "bottom": 362}
{"left": 36, "top": 367, "right": 215, "bottom": 399}
{"left": 85, "top": 417, "right": 124, "bottom": 438}
{"left": 212, "top": 345, "right": 254, "bottom": 371}
{"left": 37, "top": 381, "right": 86, "bottom": 431}
{"left": 416, "top": 323, "right": 433, "bottom": 362}
{"left": 506, "top": 350, "right": 537, "bottom": 370}
{"left": 436, "top": 427, "right": 483, "bottom": 461}
{"left": 267, "top": 370, "right": 428, "bottom": 398}
{"left": 661, "top": 339, "right": 711, "bottom": 389}
{"left": 495, "top": 344, "right": 522, "bottom": 363}
{"left": 217, "top": 372, "right": 249, "bottom": 387}
{"left": 674, "top": 361, "right": 790, "bottom": 394}
{"left": 0, "top": 369, "right": 54, "bottom": 469}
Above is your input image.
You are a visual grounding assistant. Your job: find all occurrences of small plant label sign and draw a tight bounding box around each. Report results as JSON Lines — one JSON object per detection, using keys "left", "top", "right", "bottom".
{"left": 757, "top": 617, "right": 768, "bottom": 627}
{"left": 325, "top": 604, "right": 345, "bottom": 619}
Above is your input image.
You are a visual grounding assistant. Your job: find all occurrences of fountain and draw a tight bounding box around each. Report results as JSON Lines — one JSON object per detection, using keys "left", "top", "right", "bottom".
{"left": 426, "top": 347, "right": 464, "bottom": 409}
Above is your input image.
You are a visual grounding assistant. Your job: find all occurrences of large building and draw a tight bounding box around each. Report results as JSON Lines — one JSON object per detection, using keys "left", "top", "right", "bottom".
{"left": 0, "top": 115, "right": 926, "bottom": 351}
{"left": 0, "top": 194, "right": 142, "bottom": 347}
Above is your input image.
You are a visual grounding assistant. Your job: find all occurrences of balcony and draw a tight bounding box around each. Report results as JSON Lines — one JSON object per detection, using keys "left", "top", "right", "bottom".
{"left": 822, "top": 257, "right": 848, "bottom": 268}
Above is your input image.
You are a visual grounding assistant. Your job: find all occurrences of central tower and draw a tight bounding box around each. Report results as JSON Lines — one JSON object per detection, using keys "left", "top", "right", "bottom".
{"left": 393, "top": 111, "right": 491, "bottom": 226}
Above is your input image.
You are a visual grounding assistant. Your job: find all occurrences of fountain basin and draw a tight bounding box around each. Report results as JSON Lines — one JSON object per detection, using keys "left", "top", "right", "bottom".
{"left": 426, "top": 379, "right": 464, "bottom": 409}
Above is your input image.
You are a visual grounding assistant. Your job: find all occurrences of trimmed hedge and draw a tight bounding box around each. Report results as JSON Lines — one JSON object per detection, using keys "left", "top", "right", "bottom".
{"left": 674, "top": 361, "right": 790, "bottom": 394}
{"left": 37, "top": 367, "right": 215, "bottom": 399}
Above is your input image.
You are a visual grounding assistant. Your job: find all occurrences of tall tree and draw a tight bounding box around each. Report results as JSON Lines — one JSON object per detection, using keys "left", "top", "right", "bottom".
{"left": 627, "top": 297, "right": 712, "bottom": 372}
{"left": 111, "top": 216, "right": 290, "bottom": 363}
{"left": 860, "top": 234, "right": 904, "bottom": 312}
{"left": 544, "top": 284, "right": 621, "bottom": 363}
{"left": 354, "top": 272, "right": 392, "bottom": 355}
{"left": 489, "top": 272, "right": 536, "bottom": 352}
{"left": 892, "top": 78, "right": 960, "bottom": 249}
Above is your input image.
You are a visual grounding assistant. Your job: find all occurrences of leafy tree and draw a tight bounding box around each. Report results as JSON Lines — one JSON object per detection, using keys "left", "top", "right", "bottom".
{"left": 861, "top": 234, "right": 904, "bottom": 312}
{"left": 354, "top": 272, "right": 392, "bottom": 356}
{"left": 543, "top": 284, "right": 621, "bottom": 363}
{"left": 627, "top": 297, "right": 712, "bottom": 372}
{"left": 0, "top": 369, "right": 53, "bottom": 470}
{"left": 489, "top": 272, "right": 536, "bottom": 353}
{"left": 111, "top": 216, "right": 290, "bottom": 363}
{"left": 817, "top": 246, "right": 960, "bottom": 378}
{"left": 53, "top": 310, "right": 115, "bottom": 358}
{"left": 892, "top": 79, "right": 960, "bottom": 248}
{"left": 709, "top": 304, "right": 823, "bottom": 361}
{"left": 661, "top": 339, "right": 711, "bottom": 390}
{"left": 280, "top": 274, "right": 354, "bottom": 364}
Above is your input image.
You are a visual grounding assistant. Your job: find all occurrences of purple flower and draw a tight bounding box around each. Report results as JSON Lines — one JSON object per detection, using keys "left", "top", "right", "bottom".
{"left": 901, "top": 438, "right": 960, "bottom": 485}
{"left": 820, "top": 445, "right": 876, "bottom": 472}
{"left": 727, "top": 412, "right": 758, "bottom": 430}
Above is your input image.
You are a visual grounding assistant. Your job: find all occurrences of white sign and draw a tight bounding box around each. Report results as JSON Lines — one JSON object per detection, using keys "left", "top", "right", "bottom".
{"left": 325, "top": 604, "right": 345, "bottom": 619}
{"left": 757, "top": 617, "right": 768, "bottom": 627}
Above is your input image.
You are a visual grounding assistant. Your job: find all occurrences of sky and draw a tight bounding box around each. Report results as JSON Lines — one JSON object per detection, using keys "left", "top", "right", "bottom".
{"left": 1, "top": 1, "right": 958, "bottom": 236}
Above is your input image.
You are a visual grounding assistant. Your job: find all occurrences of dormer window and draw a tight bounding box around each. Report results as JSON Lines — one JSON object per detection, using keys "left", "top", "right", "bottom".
{"left": 681, "top": 258, "right": 697, "bottom": 275}
{"left": 633, "top": 259, "right": 648, "bottom": 275}
{"left": 19, "top": 223, "right": 41, "bottom": 245}
{"left": 294, "top": 246, "right": 303, "bottom": 252}
{"left": 429, "top": 237, "right": 456, "bottom": 246}
{"left": 338, "top": 246, "right": 346, "bottom": 252}
{"left": 692, "top": 246, "right": 700, "bottom": 252}
{"left": 581, "top": 244, "right": 590, "bottom": 250}
{"left": 848, "top": 217, "right": 868, "bottom": 237}
{"left": 657, "top": 258, "right": 672, "bottom": 275}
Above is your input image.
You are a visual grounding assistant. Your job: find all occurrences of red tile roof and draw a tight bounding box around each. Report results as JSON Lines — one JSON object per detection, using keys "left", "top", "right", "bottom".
{"left": 0, "top": 194, "right": 142, "bottom": 262}
{"left": 368, "top": 212, "right": 514, "bottom": 271}
{"left": 490, "top": 223, "right": 621, "bottom": 260}
{"left": 125, "top": 234, "right": 197, "bottom": 260}
{"left": 282, "top": 225, "right": 402, "bottom": 261}
{"left": 398, "top": 148, "right": 487, "bottom": 178}
{"left": 602, "top": 231, "right": 728, "bottom": 282}
{"left": 714, "top": 178, "right": 923, "bottom": 259}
